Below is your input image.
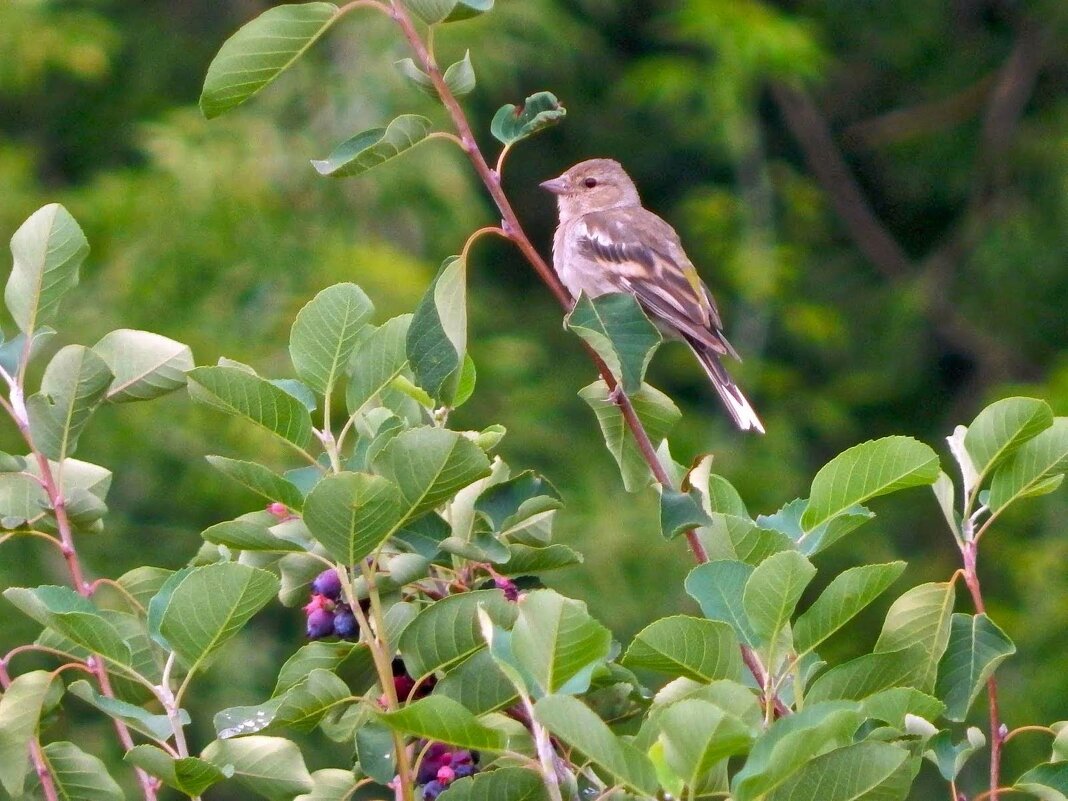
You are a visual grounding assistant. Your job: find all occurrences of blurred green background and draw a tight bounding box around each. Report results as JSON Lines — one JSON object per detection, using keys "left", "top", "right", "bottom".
{"left": 1, "top": 0, "right": 1066, "bottom": 797}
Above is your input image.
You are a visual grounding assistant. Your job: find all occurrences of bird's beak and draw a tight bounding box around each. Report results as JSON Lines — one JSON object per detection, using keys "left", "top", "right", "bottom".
{"left": 539, "top": 176, "right": 568, "bottom": 195}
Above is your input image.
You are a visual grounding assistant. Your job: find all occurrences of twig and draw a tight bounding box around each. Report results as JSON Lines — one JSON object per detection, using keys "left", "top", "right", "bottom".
{"left": 0, "top": 658, "right": 60, "bottom": 801}
{"left": 0, "top": 367, "right": 159, "bottom": 800}
{"left": 387, "top": 0, "right": 711, "bottom": 565}
{"left": 962, "top": 539, "right": 1005, "bottom": 800}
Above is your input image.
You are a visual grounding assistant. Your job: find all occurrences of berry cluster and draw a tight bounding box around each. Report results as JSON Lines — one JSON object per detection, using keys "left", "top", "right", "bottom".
{"left": 304, "top": 569, "right": 364, "bottom": 640}
{"left": 417, "top": 742, "right": 478, "bottom": 799}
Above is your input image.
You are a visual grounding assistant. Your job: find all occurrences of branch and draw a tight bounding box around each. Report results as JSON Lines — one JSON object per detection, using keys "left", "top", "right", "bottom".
{"left": 0, "top": 659, "right": 59, "bottom": 801}
{"left": 386, "top": 0, "right": 709, "bottom": 563}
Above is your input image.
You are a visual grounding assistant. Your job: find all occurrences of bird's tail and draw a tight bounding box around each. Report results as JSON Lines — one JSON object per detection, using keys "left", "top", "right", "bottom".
{"left": 686, "top": 339, "right": 765, "bottom": 434}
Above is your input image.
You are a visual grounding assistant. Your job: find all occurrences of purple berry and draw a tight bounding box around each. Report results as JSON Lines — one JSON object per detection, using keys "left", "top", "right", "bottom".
{"left": 421, "top": 780, "right": 444, "bottom": 800}
{"left": 306, "top": 608, "right": 335, "bottom": 639}
{"left": 494, "top": 576, "right": 519, "bottom": 602}
{"left": 311, "top": 569, "right": 343, "bottom": 600}
{"left": 333, "top": 607, "right": 359, "bottom": 639}
{"left": 452, "top": 763, "right": 476, "bottom": 780}
{"left": 417, "top": 743, "right": 451, "bottom": 784}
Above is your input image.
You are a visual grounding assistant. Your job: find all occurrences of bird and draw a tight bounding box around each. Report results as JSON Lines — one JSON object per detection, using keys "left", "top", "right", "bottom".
{"left": 541, "top": 158, "right": 764, "bottom": 434}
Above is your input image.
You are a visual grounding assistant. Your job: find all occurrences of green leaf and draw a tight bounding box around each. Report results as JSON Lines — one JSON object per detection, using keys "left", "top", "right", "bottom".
{"left": 805, "top": 644, "right": 929, "bottom": 704}
{"left": 931, "top": 471, "right": 960, "bottom": 538}
{"left": 794, "top": 562, "right": 906, "bottom": 654}
{"left": 731, "top": 701, "right": 863, "bottom": 801}
{"left": 658, "top": 698, "right": 752, "bottom": 791}
{"left": 3, "top": 586, "right": 133, "bottom": 670}
{"left": 801, "top": 436, "right": 940, "bottom": 534}
{"left": 491, "top": 91, "right": 566, "bottom": 146}
{"left": 6, "top": 204, "right": 88, "bottom": 334}
{"left": 964, "top": 397, "right": 1054, "bottom": 485}
{"left": 407, "top": 256, "right": 468, "bottom": 404}
{"left": 403, "top": 0, "right": 493, "bottom": 24}
{"left": 874, "top": 581, "right": 956, "bottom": 692}
{"left": 0, "top": 327, "right": 55, "bottom": 375}
{"left": 437, "top": 767, "right": 546, "bottom": 801}
{"left": 862, "top": 687, "right": 946, "bottom": 730}
{"left": 347, "top": 315, "right": 412, "bottom": 415}
{"left": 354, "top": 721, "right": 395, "bottom": 784}
{"left": 41, "top": 741, "right": 122, "bottom": 801}
{"left": 68, "top": 680, "right": 180, "bottom": 742}
{"left": 26, "top": 345, "right": 112, "bottom": 461}
{"left": 294, "top": 769, "right": 358, "bottom": 801}
{"left": 565, "top": 292, "right": 662, "bottom": 394}
{"left": 1016, "top": 762, "right": 1068, "bottom": 801}
{"left": 205, "top": 455, "right": 307, "bottom": 510}
{"left": 660, "top": 488, "right": 713, "bottom": 540}
{"left": 153, "top": 563, "right": 279, "bottom": 677}
{"left": 762, "top": 742, "right": 910, "bottom": 801}
{"left": 125, "top": 746, "right": 230, "bottom": 797}
{"left": 579, "top": 380, "right": 680, "bottom": 492}
{"left": 218, "top": 669, "right": 351, "bottom": 736}
{"left": 443, "top": 50, "right": 476, "bottom": 96}
{"left": 434, "top": 649, "right": 518, "bottom": 715}
{"left": 400, "top": 589, "right": 519, "bottom": 677}
{"left": 684, "top": 560, "right": 758, "bottom": 647}
{"left": 989, "top": 419, "right": 1068, "bottom": 512}
{"left": 0, "top": 670, "right": 57, "bottom": 796}
{"left": 533, "top": 695, "right": 658, "bottom": 796}
{"left": 621, "top": 616, "right": 741, "bottom": 682}
{"left": 742, "top": 550, "right": 816, "bottom": 645}
{"left": 200, "top": 2, "right": 342, "bottom": 118}
{"left": 378, "top": 696, "right": 507, "bottom": 750}
{"left": 274, "top": 640, "right": 359, "bottom": 695}
{"left": 0, "top": 472, "right": 47, "bottom": 529}
{"left": 201, "top": 735, "right": 313, "bottom": 801}
{"left": 510, "top": 589, "right": 612, "bottom": 696}
{"left": 396, "top": 50, "right": 475, "bottom": 98}
{"left": 312, "top": 115, "right": 433, "bottom": 178}
{"left": 92, "top": 329, "right": 194, "bottom": 402}
{"left": 372, "top": 426, "right": 491, "bottom": 520}
{"left": 188, "top": 366, "right": 314, "bottom": 450}
{"left": 289, "top": 283, "right": 373, "bottom": 396}
{"left": 935, "top": 613, "right": 1015, "bottom": 722}
{"left": 302, "top": 471, "right": 404, "bottom": 564}
{"left": 925, "top": 728, "right": 986, "bottom": 781}
{"left": 498, "top": 543, "right": 582, "bottom": 575}
{"left": 202, "top": 519, "right": 306, "bottom": 552}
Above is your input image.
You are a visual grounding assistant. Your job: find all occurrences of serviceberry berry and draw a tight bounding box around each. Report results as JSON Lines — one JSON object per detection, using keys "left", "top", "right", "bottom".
{"left": 333, "top": 606, "right": 359, "bottom": 639}
{"left": 306, "top": 608, "right": 335, "bottom": 639}
{"left": 494, "top": 576, "right": 520, "bottom": 602}
{"left": 311, "top": 569, "right": 343, "bottom": 600}
{"left": 421, "top": 780, "right": 444, "bottom": 800}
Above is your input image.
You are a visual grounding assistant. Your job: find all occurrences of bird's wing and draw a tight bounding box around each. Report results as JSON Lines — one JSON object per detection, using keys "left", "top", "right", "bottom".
{"left": 575, "top": 209, "right": 739, "bottom": 359}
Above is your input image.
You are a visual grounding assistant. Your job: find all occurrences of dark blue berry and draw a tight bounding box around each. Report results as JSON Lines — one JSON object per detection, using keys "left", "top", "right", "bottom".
{"left": 311, "top": 569, "right": 343, "bottom": 600}
{"left": 452, "top": 763, "right": 476, "bottom": 780}
{"left": 306, "top": 608, "right": 335, "bottom": 639}
{"left": 333, "top": 607, "right": 359, "bottom": 639}
{"left": 421, "top": 780, "right": 444, "bottom": 800}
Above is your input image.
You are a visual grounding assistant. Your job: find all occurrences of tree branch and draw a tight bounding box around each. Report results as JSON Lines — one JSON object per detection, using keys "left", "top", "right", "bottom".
{"left": 386, "top": 0, "right": 709, "bottom": 563}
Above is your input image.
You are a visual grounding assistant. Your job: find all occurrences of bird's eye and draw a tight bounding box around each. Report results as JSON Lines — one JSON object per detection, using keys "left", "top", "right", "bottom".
{"left": 584, "top": 177, "right": 598, "bottom": 188}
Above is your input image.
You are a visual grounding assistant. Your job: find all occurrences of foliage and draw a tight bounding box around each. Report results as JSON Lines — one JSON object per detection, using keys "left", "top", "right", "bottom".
{"left": 1, "top": 1, "right": 1067, "bottom": 801}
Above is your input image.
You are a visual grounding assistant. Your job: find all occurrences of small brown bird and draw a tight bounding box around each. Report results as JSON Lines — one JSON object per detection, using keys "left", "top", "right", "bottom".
{"left": 541, "top": 158, "right": 764, "bottom": 433}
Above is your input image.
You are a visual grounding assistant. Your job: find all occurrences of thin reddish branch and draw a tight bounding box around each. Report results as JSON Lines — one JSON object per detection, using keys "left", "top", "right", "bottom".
{"left": 8, "top": 422, "right": 159, "bottom": 800}
{"left": 386, "top": 0, "right": 710, "bottom": 563}
{"left": 0, "top": 659, "right": 59, "bottom": 801}
{"left": 963, "top": 541, "right": 1004, "bottom": 801}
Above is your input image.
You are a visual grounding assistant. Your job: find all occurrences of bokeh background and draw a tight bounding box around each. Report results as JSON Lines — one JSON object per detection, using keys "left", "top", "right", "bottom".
{"left": 1, "top": 0, "right": 1066, "bottom": 797}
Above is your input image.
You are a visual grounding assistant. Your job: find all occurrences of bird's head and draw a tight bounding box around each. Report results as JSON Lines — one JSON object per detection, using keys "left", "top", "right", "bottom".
{"left": 540, "top": 158, "right": 641, "bottom": 218}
